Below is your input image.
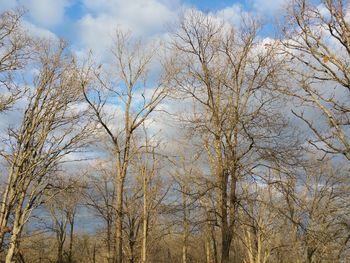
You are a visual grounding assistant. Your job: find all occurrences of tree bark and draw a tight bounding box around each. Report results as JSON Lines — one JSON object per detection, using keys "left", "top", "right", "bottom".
{"left": 141, "top": 167, "right": 148, "bottom": 263}
{"left": 182, "top": 188, "right": 188, "bottom": 263}
{"left": 5, "top": 192, "right": 25, "bottom": 263}
{"left": 68, "top": 213, "right": 75, "bottom": 262}
{"left": 115, "top": 175, "right": 125, "bottom": 263}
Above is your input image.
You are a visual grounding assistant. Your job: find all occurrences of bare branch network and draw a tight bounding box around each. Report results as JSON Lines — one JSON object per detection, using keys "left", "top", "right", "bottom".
{"left": 0, "top": 1, "right": 350, "bottom": 263}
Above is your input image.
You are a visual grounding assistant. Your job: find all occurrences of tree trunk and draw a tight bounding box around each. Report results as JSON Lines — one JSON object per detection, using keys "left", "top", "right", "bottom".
{"left": 5, "top": 211, "right": 22, "bottom": 262}
{"left": 5, "top": 231, "right": 18, "bottom": 263}
{"left": 68, "top": 214, "right": 75, "bottom": 262}
{"left": 92, "top": 244, "right": 96, "bottom": 263}
{"left": 115, "top": 175, "right": 125, "bottom": 263}
{"left": 57, "top": 241, "right": 64, "bottom": 263}
{"left": 212, "top": 227, "right": 218, "bottom": 263}
{"left": 205, "top": 236, "right": 211, "bottom": 263}
{"left": 56, "top": 227, "right": 66, "bottom": 263}
{"left": 141, "top": 167, "right": 148, "bottom": 263}
{"left": 182, "top": 189, "right": 188, "bottom": 263}
{"left": 107, "top": 221, "right": 113, "bottom": 263}
{"left": 129, "top": 240, "right": 135, "bottom": 263}
{"left": 5, "top": 191, "right": 25, "bottom": 263}
{"left": 0, "top": 168, "right": 16, "bottom": 250}
{"left": 221, "top": 235, "right": 231, "bottom": 263}
{"left": 220, "top": 171, "right": 231, "bottom": 263}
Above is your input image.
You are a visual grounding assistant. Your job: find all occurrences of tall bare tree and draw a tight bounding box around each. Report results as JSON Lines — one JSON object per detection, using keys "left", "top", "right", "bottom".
{"left": 169, "top": 10, "right": 291, "bottom": 263}
{"left": 0, "top": 40, "right": 90, "bottom": 262}
{"left": 136, "top": 131, "right": 168, "bottom": 263}
{"left": 81, "top": 30, "right": 168, "bottom": 263}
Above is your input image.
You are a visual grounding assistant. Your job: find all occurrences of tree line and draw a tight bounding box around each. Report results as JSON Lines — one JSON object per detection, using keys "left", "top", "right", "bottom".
{"left": 0, "top": 1, "right": 350, "bottom": 262}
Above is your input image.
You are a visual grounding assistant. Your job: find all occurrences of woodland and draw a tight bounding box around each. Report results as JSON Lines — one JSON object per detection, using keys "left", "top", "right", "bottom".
{"left": 0, "top": 0, "right": 350, "bottom": 262}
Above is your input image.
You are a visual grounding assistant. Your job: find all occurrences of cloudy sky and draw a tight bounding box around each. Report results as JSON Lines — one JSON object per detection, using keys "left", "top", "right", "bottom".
{"left": 0, "top": 0, "right": 287, "bottom": 58}
{"left": 0, "top": 0, "right": 294, "bottom": 158}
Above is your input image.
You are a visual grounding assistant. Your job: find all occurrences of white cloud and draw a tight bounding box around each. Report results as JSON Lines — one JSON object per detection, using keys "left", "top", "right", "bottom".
{"left": 252, "top": 0, "right": 288, "bottom": 15}
{"left": 21, "top": 0, "right": 72, "bottom": 27}
{"left": 74, "top": 0, "right": 180, "bottom": 60}
{"left": 0, "top": 0, "right": 59, "bottom": 41}
{"left": 22, "top": 20, "right": 58, "bottom": 40}
{"left": 214, "top": 4, "right": 245, "bottom": 26}
{"left": 75, "top": 14, "right": 117, "bottom": 60}
{"left": 82, "top": 0, "right": 179, "bottom": 35}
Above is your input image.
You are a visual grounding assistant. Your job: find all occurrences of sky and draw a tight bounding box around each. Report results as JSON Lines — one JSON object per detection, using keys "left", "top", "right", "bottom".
{"left": 0, "top": 0, "right": 291, "bottom": 154}
{"left": 0, "top": 0, "right": 288, "bottom": 60}
{"left": 0, "top": 0, "right": 296, "bottom": 161}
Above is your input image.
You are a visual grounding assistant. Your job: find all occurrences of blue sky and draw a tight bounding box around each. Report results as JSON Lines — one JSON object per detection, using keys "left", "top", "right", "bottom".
{"left": 0, "top": 0, "right": 287, "bottom": 60}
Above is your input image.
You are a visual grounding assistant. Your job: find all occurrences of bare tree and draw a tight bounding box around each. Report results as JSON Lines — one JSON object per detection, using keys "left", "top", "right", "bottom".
{"left": 169, "top": 10, "right": 291, "bottom": 263}
{"left": 81, "top": 29, "right": 168, "bottom": 263}
{"left": 281, "top": 0, "right": 350, "bottom": 160}
{"left": 84, "top": 161, "right": 116, "bottom": 263}
{"left": 137, "top": 131, "right": 167, "bottom": 263}
{"left": 48, "top": 200, "right": 69, "bottom": 263}
{"left": 239, "top": 183, "right": 279, "bottom": 263}
{"left": 46, "top": 177, "right": 82, "bottom": 263}
{"left": 0, "top": 9, "right": 30, "bottom": 112}
{"left": 0, "top": 40, "right": 90, "bottom": 262}
{"left": 0, "top": 2, "right": 349, "bottom": 263}
{"left": 120, "top": 128, "right": 169, "bottom": 263}
{"left": 278, "top": 160, "right": 350, "bottom": 263}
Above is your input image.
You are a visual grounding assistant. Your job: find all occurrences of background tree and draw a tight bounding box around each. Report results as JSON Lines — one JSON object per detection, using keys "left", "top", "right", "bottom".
{"left": 84, "top": 161, "right": 116, "bottom": 263}
{"left": 46, "top": 177, "right": 82, "bottom": 263}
